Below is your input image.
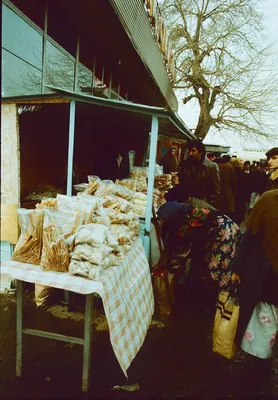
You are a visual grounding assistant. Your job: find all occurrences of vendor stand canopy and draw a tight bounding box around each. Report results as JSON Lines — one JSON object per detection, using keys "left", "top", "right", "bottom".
{"left": 2, "top": 87, "right": 195, "bottom": 259}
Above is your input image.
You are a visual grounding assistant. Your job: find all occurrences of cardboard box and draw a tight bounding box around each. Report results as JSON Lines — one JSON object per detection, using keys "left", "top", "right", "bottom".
{"left": 1, "top": 204, "right": 19, "bottom": 244}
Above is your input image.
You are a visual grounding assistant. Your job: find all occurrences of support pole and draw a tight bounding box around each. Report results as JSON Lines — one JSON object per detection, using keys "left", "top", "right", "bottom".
{"left": 144, "top": 115, "right": 159, "bottom": 259}
{"left": 73, "top": 35, "right": 80, "bottom": 93}
{"left": 66, "top": 100, "right": 76, "bottom": 196}
{"left": 16, "top": 280, "right": 23, "bottom": 377}
{"left": 82, "top": 294, "right": 94, "bottom": 392}
{"left": 41, "top": 0, "right": 48, "bottom": 93}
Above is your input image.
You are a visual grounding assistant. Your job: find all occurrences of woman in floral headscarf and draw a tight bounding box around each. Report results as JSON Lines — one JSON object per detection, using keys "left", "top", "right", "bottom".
{"left": 157, "top": 201, "right": 242, "bottom": 312}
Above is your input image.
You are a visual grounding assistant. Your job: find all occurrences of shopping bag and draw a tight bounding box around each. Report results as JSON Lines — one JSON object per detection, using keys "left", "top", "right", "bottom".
{"left": 212, "top": 287, "right": 239, "bottom": 359}
{"left": 241, "top": 302, "right": 278, "bottom": 359}
{"left": 152, "top": 268, "right": 176, "bottom": 315}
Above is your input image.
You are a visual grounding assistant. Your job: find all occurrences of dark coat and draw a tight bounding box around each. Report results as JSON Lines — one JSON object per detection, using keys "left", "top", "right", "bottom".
{"left": 217, "top": 161, "right": 236, "bottom": 214}
{"left": 178, "top": 157, "right": 220, "bottom": 209}
{"left": 265, "top": 170, "right": 278, "bottom": 191}
{"left": 230, "top": 230, "right": 278, "bottom": 345}
{"left": 251, "top": 170, "right": 268, "bottom": 195}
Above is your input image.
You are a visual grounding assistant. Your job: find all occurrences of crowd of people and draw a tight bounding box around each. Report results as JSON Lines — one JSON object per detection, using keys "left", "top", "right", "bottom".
{"left": 157, "top": 141, "right": 278, "bottom": 394}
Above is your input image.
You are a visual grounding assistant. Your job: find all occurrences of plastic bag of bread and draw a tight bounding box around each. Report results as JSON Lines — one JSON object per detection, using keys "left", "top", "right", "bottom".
{"left": 108, "top": 209, "right": 133, "bottom": 224}
{"left": 130, "top": 166, "right": 148, "bottom": 178}
{"left": 12, "top": 209, "right": 44, "bottom": 265}
{"left": 94, "top": 181, "right": 115, "bottom": 198}
{"left": 116, "top": 178, "right": 137, "bottom": 192}
{"left": 69, "top": 259, "right": 101, "bottom": 279}
{"left": 75, "top": 223, "right": 109, "bottom": 247}
{"left": 88, "top": 265, "right": 102, "bottom": 280}
{"left": 103, "top": 194, "right": 132, "bottom": 213}
{"left": 109, "top": 224, "right": 131, "bottom": 245}
{"left": 36, "top": 198, "right": 57, "bottom": 210}
{"left": 91, "top": 215, "right": 111, "bottom": 227}
{"left": 134, "top": 192, "right": 147, "bottom": 202}
{"left": 112, "top": 185, "right": 134, "bottom": 201}
{"left": 85, "top": 176, "right": 101, "bottom": 195}
{"left": 134, "top": 198, "right": 147, "bottom": 207}
{"left": 116, "top": 244, "right": 132, "bottom": 262}
{"left": 100, "top": 254, "right": 120, "bottom": 268}
{"left": 56, "top": 194, "right": 95, "bottom": 224}
{"left": 131, "top": 203, "right": 146, "bottom": 217}
{"left": 77, "top": 192, "right": 103, "bottom": 207}
{"left": 106, "top": 232, "right": 120, "bottom": 251}
{"left": 72, "top": 243, "right": 113, "bottom": 265}
{"left": 127, "top": 218, "right": 140, "bottom": 237}
{"left": 41, "top": 209, "right": 83, "bottom": 272}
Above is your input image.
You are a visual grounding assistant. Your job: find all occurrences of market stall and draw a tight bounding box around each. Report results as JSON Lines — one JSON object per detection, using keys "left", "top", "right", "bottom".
{"left": 1, "top": 88, "right": 194, "bottom": 393}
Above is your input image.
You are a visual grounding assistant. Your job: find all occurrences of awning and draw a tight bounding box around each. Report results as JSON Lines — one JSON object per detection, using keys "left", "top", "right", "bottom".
{"left": 2, "top": 87, "right": 195, "bottom": 259}
{"left": 2, "top": 86, "right": 195, "bottom": 141}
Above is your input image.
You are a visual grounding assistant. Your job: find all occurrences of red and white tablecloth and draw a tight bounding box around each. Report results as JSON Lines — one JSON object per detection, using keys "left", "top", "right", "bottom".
{"left": 0, "top": 239, "right": 154, "bottom": 377}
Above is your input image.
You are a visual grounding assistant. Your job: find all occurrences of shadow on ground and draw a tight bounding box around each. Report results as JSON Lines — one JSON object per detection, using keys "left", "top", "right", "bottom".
{"left": 0, "top": 285, "right": 277, "bottom": 400}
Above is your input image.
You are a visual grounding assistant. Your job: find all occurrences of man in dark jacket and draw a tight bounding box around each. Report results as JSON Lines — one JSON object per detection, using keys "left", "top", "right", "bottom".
{"left": 177, "top": 140, "right": 220, "bottom": 209}
{"left": 266, "top": 147, "right": 278, "bottom": 190}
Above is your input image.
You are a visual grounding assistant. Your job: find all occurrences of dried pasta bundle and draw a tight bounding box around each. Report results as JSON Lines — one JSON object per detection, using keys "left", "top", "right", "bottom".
{"left": 41, "top": 209, "right": 83, "bottom": 272}
{"left": 12, "top": 209, "right": 44, "bottom": 265}
{"left": 84, "top": 179, "right": 100, "bottom": 195}
{"left": 112, "top": 185, "right": 134, "bottom": 201}
{"left": 36, "top": 198, "right": 57, "bottom": 210}
{"left": 115, "top": 178, "right": 137, "bottom": 192}
{"left": 95, "top": 182, "right": 115, "bottom": 198}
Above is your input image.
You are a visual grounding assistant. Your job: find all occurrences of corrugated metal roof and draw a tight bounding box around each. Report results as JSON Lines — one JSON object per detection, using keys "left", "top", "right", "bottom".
{"left": 109, "top": 0, "right": 178, "bottom": 112}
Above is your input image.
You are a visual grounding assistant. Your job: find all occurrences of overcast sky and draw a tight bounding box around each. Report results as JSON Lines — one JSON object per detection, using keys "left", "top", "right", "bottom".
{"left": 176, "top": 0, "right": 278, "bottom": 152}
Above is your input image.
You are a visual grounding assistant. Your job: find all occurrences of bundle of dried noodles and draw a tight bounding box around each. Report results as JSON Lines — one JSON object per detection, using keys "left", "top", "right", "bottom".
{"left": 12, "top": 209, "right": 44, "bottom": 265}
{"left": 84, "top": 179, "right": 100, "bottom": 195}
{"left": 41, "top": 209, "right": 83, "bottom": 272}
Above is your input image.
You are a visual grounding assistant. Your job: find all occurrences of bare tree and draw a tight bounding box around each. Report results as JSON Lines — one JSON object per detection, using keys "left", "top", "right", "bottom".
{"left": 160, "top": 0, "right": 278, "bottom": 141}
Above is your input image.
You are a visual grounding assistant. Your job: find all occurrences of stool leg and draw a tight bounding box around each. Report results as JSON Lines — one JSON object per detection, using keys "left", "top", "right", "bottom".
{"left": 82, "top": 294, "right": 94, "bottom": 392}
{"left": 16, "top": 280, "right": 23, "bottom": 377}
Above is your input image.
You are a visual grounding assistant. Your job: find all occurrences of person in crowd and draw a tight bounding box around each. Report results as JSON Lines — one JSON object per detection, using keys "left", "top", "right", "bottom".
{"left": 157, "top": 201, "right": 241, "bottom": 314}
{"left": 159, "top": 146, "right": 179, "bottom": 174}
{"left": 230, "top": 158, "right": 252, "bottom": 225}
{"left": 250, "top": 160, "right": 258, "bottom": 173}
{"left": 231, "top": 190, "right": 278, "bottom": 393}
{"left": 266, "top": 147, "right": 278, "bottom": 190}
{"left": 93, "top": 145, "right": 130, "bottom": 181}
{"left": 249, "top": 161, "right": 268, "bottom": 209}
{"left": 207, "top": 152, "right": 217, "bottom": 162}
{"left": 215, "top": 155, "right": 236, "bottom": 219}
{"left": 167, "top": 140, "right": 220, "bottom": 209}
{"left": 243, "top": 160, "right": 251, "bottom": 173}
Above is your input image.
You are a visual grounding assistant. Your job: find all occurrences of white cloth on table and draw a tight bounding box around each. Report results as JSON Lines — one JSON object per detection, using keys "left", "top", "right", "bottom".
{"left": 0, "top": 239, "right": 154, "bottom": 377}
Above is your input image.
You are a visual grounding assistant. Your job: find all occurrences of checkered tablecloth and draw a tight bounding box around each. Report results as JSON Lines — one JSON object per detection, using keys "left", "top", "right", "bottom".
{"left": 0, "top": 239, "right": 154, "bottom": 377}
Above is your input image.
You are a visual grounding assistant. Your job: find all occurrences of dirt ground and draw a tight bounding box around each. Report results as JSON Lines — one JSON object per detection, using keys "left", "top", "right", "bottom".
{"left": 0, "top": 283, "right": 277, "bottom": 400}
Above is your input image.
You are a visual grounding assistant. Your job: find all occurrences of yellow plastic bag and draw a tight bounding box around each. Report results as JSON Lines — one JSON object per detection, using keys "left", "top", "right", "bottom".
{"left": 212, "top": 288, "right": 239, "bottom": 359}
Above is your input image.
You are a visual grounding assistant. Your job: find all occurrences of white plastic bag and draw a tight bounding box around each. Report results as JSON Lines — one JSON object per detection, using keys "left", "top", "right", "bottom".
{"left": 109, "top": 224, "right": 131, "bottom": 245}
{"left": 56, "top": 194, "right": 95, "bottom": 224}
{"left": 75, "top": 224, "right": 109, "bottom": 247}
{"left": 69, "top": 259, "right": 99, "bottom": 278}
{"left": 72, "top": 243, "right": 113, "bottom": 265}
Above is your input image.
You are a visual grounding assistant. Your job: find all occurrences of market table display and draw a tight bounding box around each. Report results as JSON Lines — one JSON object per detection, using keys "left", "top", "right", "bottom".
{"left": 1, "top": 238, "right": 154, "bottom": 392}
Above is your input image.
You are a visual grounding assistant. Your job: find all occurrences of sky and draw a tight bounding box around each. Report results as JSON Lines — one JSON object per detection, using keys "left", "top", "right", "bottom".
{"left": 175, "top": 0, "right": 278, "bottom": 152}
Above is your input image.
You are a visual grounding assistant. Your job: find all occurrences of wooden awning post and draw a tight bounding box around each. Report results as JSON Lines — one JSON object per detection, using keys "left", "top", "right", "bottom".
{"left": 144, "top": 115, "right": 159, "bottom": 259}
